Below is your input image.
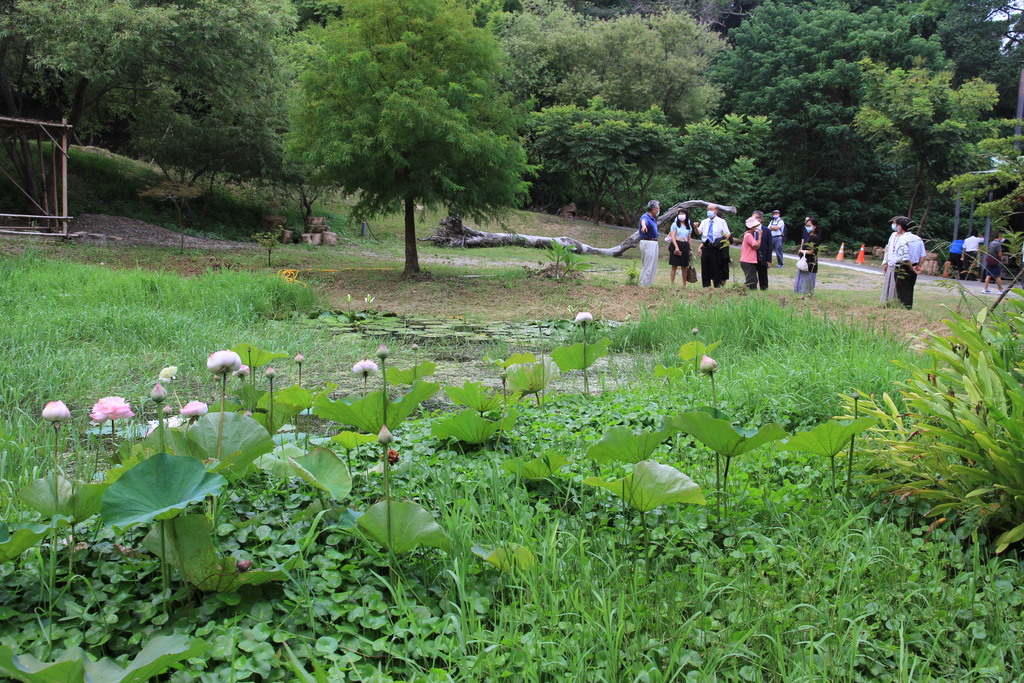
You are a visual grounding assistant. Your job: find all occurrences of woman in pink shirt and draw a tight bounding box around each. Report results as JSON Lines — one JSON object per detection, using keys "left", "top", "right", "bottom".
{"left": 740, "top": 216, "right": 762, "bottom": 289}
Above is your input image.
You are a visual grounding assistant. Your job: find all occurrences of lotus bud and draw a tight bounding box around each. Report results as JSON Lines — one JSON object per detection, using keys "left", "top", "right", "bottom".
{"left": 42, "top": 400, "right": 71, "bottom": 423}
{"left": 411, "top": 343, "right": 419, "bottom": 351}
{"left": 207, "top": 350, "right": 242, "bottom": 375}
{"left": 233, "top": 364, "right": 250, "bottom": 379}
{"left": 375, "top": 343, "right": 390, "bottom": 359}
{"left": 294, "top": 353, "right": 305, "bottom": 365}
{"left": 699, "top": 355, "right": 719, "bottom": 375}
{"left": 264, "top": 366, "right": 276, "bottom": 379}
{"left": 574, "top": 311, "right": 594, "bottom": 325}
{"left": 378, "top": 425, "right": 394, "bottom": 445}
{"left": 162, "top": 405, "right": 174, "bottom": 415}
{"left": 691, "top": 327, "right": 699, "bottom": 335}
{"left": 150, "top": 383, "right": 168, "bottom": 403}
{"left": 851, "top": 390, "right": 862, "bottom": 400}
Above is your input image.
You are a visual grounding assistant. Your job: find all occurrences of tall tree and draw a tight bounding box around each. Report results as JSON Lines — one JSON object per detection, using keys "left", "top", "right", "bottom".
{"left": 288, "top": 0, "right": 530, "bottom": 276}
{"left": 854, "top": 59, "right": 998, "bottom": 229}
{"left": 491, "top": 1, "right": 725, "bottom": 125}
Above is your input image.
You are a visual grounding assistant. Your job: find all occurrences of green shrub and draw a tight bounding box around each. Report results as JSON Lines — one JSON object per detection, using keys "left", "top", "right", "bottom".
{"left": 857, "top": 294, "right": 1024, "bottom": 552}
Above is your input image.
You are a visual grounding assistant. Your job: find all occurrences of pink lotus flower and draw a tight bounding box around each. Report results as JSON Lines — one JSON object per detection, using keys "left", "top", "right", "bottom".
{"left": 264, "top": 366, "right": 277, "bottom": 379}
{"left": 294, "top": 353, "right": 305, "bottom": 365}
{"left": 90, "top": 397, "right": 134, "bottom": 423}
{"left": 352, "top": 359, "right": 379, "bottom": 377}
{"left": 207, "top": 350, "right": 242, "bottom": 375}
{"left": 233, "top": 364, "right": 250, "bottom": 378}
{"left": 574, "top": 311, "right": 594, "bottom": 324}
{"left": 180, "top": 401, "right": 209, "bottom": 418}
{"left": 42, "top": 400, "right": 71, "bottom": 423}
{"left": 699, "top": 355, "right": 719, "bottom": 375}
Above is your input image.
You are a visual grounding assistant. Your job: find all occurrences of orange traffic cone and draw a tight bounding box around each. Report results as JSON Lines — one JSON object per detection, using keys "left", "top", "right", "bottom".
{"left": 855, "top": 244, "right": 866, "bottom": 264}
{"left": 836, "top": 242, "right": 845, "bottom": 261}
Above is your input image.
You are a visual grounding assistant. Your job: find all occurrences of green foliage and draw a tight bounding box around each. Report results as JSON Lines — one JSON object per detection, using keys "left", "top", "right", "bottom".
{"left": 100, "top": 453, "right": 227, "bottom": 532}
{"left": 501, "top": 450, "right": 570, "bottom": 479}
{"left": 289, "top": 448, "right": 353, "bottom": 501}
{"left": 782, "top": 417, "right": 878, "bottom": 459}
{"left": 183, "top": 412, "right": 275, "bottom": 481}
{"left": 669, "top": 410, "right": 787, "bottom": 460}
{"left": 0, "top": 635, "right": 206, "bottom": 683}
{"left": 289, "top": 0, "right": 530, "bottom": 275}
{"left": 544, "top": 241, "right": 591, "bottom": 280}
{"left": 584, "top": 460, "right": 706, "bottom": 512}
{"left": 551, "top": 336, "right": 611, "bottom": 372}
{"left": 431, "top": 409, "right": 513, "bottom": 445}
{"left": 941, "top": 127, "right": 1024, "bottom": 229}
{"left": 143, "top": 515, "right": 287, "bottom": 592}
{"left": 0, "top": 521, "right": 54, "bottom": 563}
{"left": 386, "top": 361, "right": 438, "bottom": 386}
{"left": 356, "top": 500, "right": 451, "bottom": 553}
{"left": 859, "top": 295, "right": 1024, "bottom": 552}
{"left": 313, "top": 381, "right": 439, "bottom": 434}
{"left": 471, "top": 543, "right": 536, "bottom": 571}
{"left": 854, "top": 59, "right": 998, "bottom": 225}
{"left": 19, "top": 476, "right": 107, "bottom": 523}
{"left": 529, "top": 101, "right": 679, "bottom": 225}
{"left": 444, "top": 381, "right": 504, "bottom": 414}
{"left": 490, "top": 2, "right": 724, "bottom": 126}
{"left": 586, "top": 425, "right": 672, "bottom": 464}
{"left": 505, "top": 358, "right": 560, "bottom": 398}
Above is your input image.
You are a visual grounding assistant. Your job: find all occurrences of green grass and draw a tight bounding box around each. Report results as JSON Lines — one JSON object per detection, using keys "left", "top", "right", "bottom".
{"left": 0, "top": 252, "right": 1022, "bottom": 682}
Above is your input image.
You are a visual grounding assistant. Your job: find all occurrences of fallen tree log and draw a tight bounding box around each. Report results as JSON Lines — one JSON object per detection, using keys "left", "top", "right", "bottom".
{"left": 420, "top": 201, "right": 737, "bottom": 256}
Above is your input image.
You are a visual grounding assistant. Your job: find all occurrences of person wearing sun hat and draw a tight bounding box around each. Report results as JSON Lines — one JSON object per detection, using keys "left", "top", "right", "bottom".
{"left": 767, "top": 209, "right": 785, "bottom": 267}
{"left": 740, "top": 214, "right": 763, "bottom": 289}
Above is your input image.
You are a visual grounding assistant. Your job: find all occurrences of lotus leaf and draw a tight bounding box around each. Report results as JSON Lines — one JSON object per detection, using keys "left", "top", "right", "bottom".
{"left": 432, "top": 409, "right": 509, "bottom": 445}
{"left": 330, "top": 431, "right": 376, "bottom": 451}
{"left": 0, "top": 635, "right": 205, "bottom": 683}
{"left": 387, "top": 361, "right": 437, "bottom": 386}
{"left": 187, "top": 412, "right": 275, "bottom": 480}
{"left": 100, "top": 453, "right": 226, "bottom": 532}
{"left": 488, "top": 352, "right": 536, "bottom": 369}
{"left": 586, "top": 426, "right": 672, "bottom": 464}
{"left": 584, "top": 460, "right": 706, "bottom": 512}
{"left": 143, "top": 515, "right": 286, "bottom": 592}
{"left": 472, "top": 544, "right": 537, "bottom": 571}
{"left": 313, "top": 380, "right": 439, "bottom": 434}
{"left": 444, "top": 382, "right": 504, "bottom": 414}
{"left": 255, "top": 443, "right": 306, "bottom": 478}
{"left": 551, "top": 337, "right": 611, "bottom": 372}
{"left": 357, "top": 500, "right": 450, "bottom": 553}
{"left": 230, "top": 343, "right": 288, "bottom": 369}
{"left": 653, "top": 365, "right": 685, "bottom": 380}
{"left": 289, "top": 447, "right": 353, "bottom": 501}
{"left": 667, "top": 411, "right": 787, "bottom": 458}
{"left": 780, "top": 417, "right": 877, "bottom": 458}
{"left": 0, "top": 521, "right": 54, "bottom": 563}
{"left": 506, "top": 359, "right": 560, "bottom": 396}
{"left": 677, "top": 340, "right": 722, "bottom": 373}
{"left": 19, "top": 476, "right": 107, "bottom": 523}
{"left": 502, "top": 451, "right": 570, "bottom": 479}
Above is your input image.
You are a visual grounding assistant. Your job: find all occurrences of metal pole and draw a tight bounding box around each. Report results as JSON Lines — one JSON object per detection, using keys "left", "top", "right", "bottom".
{"left": 952, "top": 195, "right": 961, "bottom": 243}
{"left": 984, "top": 191, "right": 993, "bottom": 246}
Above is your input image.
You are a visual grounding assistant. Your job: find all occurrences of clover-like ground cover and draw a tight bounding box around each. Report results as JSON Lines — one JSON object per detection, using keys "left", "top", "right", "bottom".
{"left": 0, "top": 251, "right": 1022, "bottom": 682}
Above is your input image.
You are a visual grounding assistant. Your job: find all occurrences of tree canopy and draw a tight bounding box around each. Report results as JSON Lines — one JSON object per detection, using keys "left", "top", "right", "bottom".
{"left": 288, "top": 0, "right": 530, "bottom": 276}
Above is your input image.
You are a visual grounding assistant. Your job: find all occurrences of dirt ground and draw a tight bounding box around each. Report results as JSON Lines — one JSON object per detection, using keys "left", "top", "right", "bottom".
{"left": 68, "top": 214, "right": 251, "bottom": 249}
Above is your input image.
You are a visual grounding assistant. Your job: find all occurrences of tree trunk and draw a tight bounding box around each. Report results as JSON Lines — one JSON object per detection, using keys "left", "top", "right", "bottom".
{"left": 404, "top": 196, "right": 420, "bottom": 276}
{"left": 421, "top": 201, "right": 736, "bottom": 257}
{"left": 918, "top": 187, "right": 936, "bottom": 232}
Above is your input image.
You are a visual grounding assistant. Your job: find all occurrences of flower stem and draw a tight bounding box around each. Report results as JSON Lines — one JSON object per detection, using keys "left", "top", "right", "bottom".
{"left": 268, "top": 377, "right": 275, "bottom": 434}
{"left": 216, "top": 373, "right": 227, "bottom": 462}
{"left": 846, "top": 395, "right": 859, "bottom": 498}
{"left": 582, "top": 323, "right": 590, "bottom": 397}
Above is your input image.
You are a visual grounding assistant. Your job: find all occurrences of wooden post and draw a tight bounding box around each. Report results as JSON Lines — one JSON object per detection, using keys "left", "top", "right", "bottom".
{"left": 61, "top": 120, "right": 68, "bottom": 236}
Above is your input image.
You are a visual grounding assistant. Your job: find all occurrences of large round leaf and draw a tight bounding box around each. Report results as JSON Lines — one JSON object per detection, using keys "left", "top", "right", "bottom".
{"left": 357, "top": 501, "right": 450, "bottom": 553}
{"left": 584, "top": 460, "right": 706, "bottom": 512}
{"left": 313, "top": 381, "right": 439, "bottom": 434}
{"left": 100, "top": 453, "right": 226, "bottom": 532}
{"left": 780, "top": 417, "right": 877, "bottom": 458}
{"left": 432, "top": 409, "right": 504, "bottom": 445}
{"left": 19, "top": 475, "right": 108, "bottom": 523}
{"left": 186, "top": 412, "right": 274, "bottom": 480}
{"left": 551, "top": 337, "right": 611, "bottom": 372}
{"left": 586, "top": 426, "right": 672, "bottom": 464}
{"left": 289, "top": 447, "right": 352, "bottom": 501}
{"left": 0, "top": 521, "right": 54, "bottom": 563}
{"left": 667, "top": 410, "right": 786, "bottom": 458}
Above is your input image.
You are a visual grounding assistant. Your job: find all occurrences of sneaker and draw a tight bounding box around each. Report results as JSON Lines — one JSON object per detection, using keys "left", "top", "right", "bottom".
{"left": 776, "top": 265, "right": 783, "bottom": 268}
{"left": 982, "top": 289, "right": 992, "bottom": 294}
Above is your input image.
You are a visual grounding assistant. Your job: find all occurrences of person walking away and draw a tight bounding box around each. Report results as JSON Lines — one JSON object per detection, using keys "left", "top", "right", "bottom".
{"left": 880, "top": 220, "right": 900, "bottom": 304}
{"left": 794, "top": 217, "right": 822, "bottom": 295}
{"left": 638, "top": 200, "right": 660, "bottom": 286}
{"left": 668, "top": 209, "right": 693, "bottom": 286}
{"left": 889, "top": 216, "right": 925, "bottom": 309}
{"left": 948, "top": 237, "right": 964, "bottom": 277}
{"left": 740, "top": 216, "right": 762, "bottom": 289}
{"left": 697, "top": 204, "right": 730, "bottom": 288}
{"left": 962, "top": 231, "right": 984, "bottom": 280}
{"left": 982, "top": 234, "right": 1007, "bottom": 294}
{"left": 768, "top": 209, "right": 786, "bottom": 267}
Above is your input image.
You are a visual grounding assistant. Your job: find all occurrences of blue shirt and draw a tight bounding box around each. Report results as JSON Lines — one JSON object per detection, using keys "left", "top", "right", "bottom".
{"left": 639, "top": 213, "right": 658, "bottom": 239}
{"left": 950, "top": 239, "right": 964, "bottom": 255}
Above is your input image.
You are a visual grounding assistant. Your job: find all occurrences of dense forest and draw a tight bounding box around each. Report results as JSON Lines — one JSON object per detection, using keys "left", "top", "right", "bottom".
{"left": 1, "top": 0, "right": 1021, "bottom": 248}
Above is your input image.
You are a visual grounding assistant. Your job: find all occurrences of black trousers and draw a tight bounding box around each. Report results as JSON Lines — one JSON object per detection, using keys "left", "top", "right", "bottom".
{"left": 756, "top": 262, "right": 769, "bottom": 290}
{"left": 701, "top": 244, "right": 724, "bottom": 287}
{"left": 895, "top": 262, "right": 917, "bottom": 309}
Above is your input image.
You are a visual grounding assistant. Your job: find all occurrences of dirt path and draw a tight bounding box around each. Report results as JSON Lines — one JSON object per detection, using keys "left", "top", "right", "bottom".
{"left": 68, "top": 214, "right": 254, "bottom": 250}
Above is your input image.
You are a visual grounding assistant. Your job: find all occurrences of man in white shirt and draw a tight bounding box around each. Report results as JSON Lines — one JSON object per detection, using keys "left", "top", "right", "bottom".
{"left": 962, "top": 232, "right": 984, "bottom": 279}
{"left": 887, "top": 216, "right": 925, "bottom": 309}
{"left": 696, "top": 203, "right": 731, "bottom": 288}
{"left": 767, "top": 209, "right": 785, "bottom": 267}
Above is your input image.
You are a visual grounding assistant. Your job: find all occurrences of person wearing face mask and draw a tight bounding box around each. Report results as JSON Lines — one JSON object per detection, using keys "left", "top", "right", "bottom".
{"left": 696, "top": 203, "right": 731, "bottom": 288}
{"left": 982, "top": 234, "right": 1007, "bottom": 294}
{"left": 740, "top": 215, "right": 763, "bottom": 289}
{"left": 637, "top": 199, "right": 660, "bottom": 286}
{"left": 886, "top": 216, "right": 925, "bottom": 309}
{"left": 794, "top": 216, "right": 822, "bottom": 295}
{"left": 880, "top": 218, "right": 901, "bottom": 304}
{"left": 668, "top": 208, "right": 693, "bottom": 286}
{"left": 767, "top": 209, "right": 785, "bottom": 267}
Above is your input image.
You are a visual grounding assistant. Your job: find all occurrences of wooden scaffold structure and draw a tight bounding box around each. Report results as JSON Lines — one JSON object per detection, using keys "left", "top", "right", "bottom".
{"left": 0, "top": 116, "right": 71, "bottom": 237}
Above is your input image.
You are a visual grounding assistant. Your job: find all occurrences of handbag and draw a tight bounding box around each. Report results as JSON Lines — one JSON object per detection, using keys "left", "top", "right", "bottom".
{"left": 796, "top": 254, "right": 809, "bottom": 272}
{"left": 687, "top": 266, "right": 697, "bottom": 283}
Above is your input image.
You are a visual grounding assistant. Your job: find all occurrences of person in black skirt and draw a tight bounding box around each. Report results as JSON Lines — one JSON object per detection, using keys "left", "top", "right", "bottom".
{"left": 668, "top": 208, "right": 693, "bottom": 286}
